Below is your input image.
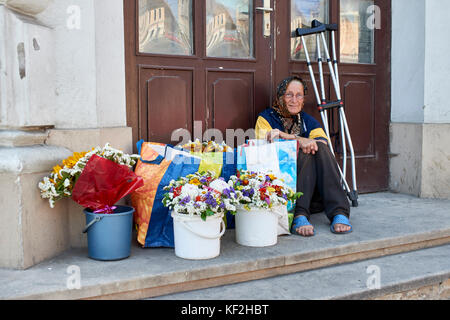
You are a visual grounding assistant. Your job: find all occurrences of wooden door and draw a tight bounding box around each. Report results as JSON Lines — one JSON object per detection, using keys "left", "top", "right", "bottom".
{"left": 274, "top": 0, "right": 391, "bottom": 193}
{"left": 125, "top": 0, "right": 391, "bottom": 193}
{"left": 125, "top": 0, "right": 274, "bottom": 150}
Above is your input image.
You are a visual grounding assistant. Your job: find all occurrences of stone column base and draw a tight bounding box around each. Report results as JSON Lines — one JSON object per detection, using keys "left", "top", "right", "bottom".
{"left": 0, "top": 126, "right": 133, "bottom": 269}
{"left": 390, "top": 123, "right": 450, "bottom": 199}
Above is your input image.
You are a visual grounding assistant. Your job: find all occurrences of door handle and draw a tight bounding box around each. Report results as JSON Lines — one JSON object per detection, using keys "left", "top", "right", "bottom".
{"left": 255, "top": 7, "right": 273, "bottom": 12}
{"left": 256, "top": 1, "right": 272, "bottom": 37}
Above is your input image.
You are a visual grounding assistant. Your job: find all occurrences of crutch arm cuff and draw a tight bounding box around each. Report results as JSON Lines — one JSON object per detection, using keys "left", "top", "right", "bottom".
{"left": 311, "top": 19, "right": 338, "bottom": 31}
{"left": 294, "top": 24, "right": 326, "bottom": 37}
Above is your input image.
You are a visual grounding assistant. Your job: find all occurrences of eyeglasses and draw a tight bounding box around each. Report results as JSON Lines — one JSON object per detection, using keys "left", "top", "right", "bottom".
{"left": 285, "top": 93, "right": 304, "bottom": 100}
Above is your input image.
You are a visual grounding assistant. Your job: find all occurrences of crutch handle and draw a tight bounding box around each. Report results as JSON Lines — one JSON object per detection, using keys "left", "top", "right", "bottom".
{"left": 311, "top": 19, "right": 338, "bottom": 31}
{"left": 293, "top": 24, "right": 326, "bottom": 37}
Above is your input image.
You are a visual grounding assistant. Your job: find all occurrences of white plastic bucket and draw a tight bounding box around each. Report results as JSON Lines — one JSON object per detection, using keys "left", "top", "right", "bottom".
{"left": 235, "top": 206, "right": 280, "bottom": 247}
{"left": 171, "top": 211, "right": 225, "bottom": 260}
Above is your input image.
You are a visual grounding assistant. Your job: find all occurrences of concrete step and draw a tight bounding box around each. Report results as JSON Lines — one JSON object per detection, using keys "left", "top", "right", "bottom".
{"left": 1, "top": 192, "right": 450, "bottom": 300}
{"left": 149, "top": 244, "right": 450, "bottom": 300}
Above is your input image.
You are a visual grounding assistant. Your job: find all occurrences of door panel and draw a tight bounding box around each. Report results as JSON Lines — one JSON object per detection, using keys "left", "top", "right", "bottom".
{"left": 207, "top": 70, "right": 255, "bottom": 134}
{"left": 139, "top": 67, "right": 194, "bottom": 143}
{"left": 341, "top": 77, "right": 375, "bottom": 156}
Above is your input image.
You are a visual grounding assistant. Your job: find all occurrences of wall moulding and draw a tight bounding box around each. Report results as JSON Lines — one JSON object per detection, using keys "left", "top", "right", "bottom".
{"left": 0, "top": 0, "right": 52, "bottom": 16}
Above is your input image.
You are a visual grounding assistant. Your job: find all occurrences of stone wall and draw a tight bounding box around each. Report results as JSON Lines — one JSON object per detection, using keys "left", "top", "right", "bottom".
{"left": 0, "top": 0, "right": 132, "bottom": 269}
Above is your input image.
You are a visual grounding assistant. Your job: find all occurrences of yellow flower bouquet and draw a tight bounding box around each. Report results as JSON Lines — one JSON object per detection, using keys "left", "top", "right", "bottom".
{"left": 38, "top": 143, "right": 140, "bottom": 208}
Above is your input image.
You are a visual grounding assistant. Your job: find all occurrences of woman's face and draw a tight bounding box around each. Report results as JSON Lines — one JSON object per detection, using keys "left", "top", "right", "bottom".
{"left": 283, "top": 80, "right": 305, "bottom": 115}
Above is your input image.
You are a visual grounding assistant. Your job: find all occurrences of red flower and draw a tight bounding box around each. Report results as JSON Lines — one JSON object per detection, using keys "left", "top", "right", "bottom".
{"left": 173, "top": 186, "right": 182, "bottom": 197}
{"left": 259, "top": 187, "right": 267, "bottom": 200}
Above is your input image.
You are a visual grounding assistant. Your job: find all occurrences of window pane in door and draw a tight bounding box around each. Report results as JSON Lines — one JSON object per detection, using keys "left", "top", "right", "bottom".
{"left": 206, "top": 0, "right": 253, "bottom": 58}
{"left": 138, "top": 0, "right": 193, "bottom": 55}
{"left": 291, "top": 0, "right": 329, "bottom": 61}
{"left": 340, "top": 0, "right": 375, "bottom": 64}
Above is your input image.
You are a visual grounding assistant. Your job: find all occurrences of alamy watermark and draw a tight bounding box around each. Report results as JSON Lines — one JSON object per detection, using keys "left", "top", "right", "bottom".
{"left": 366, "top": 5, "right": 381, "bottom": 30}
{"left": 366, "top": 265, "right": 381, "bottom": 290}
{"left": 66, "top": 265, "right": 81, "bottom": 290}
{"left": 66, "top": 5, "right": 81, "bottom": 30}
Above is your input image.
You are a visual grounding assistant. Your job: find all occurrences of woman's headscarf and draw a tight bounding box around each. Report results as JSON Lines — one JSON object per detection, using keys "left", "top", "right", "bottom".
{"left": 272, "top": 76, "right": 308, "bottom": 135}
{"left": 272, "top": 76, "right": 307, "bottom": 117}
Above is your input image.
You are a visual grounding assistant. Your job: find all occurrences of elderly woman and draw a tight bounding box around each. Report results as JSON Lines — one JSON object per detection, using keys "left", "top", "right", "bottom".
{"left": 255, "top": 76, "right": 352, "bottom": 236}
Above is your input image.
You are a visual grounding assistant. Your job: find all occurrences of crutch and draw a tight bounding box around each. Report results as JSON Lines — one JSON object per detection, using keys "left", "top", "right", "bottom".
{"left": 293, "top": 20, "right": 358, "bottom": 207}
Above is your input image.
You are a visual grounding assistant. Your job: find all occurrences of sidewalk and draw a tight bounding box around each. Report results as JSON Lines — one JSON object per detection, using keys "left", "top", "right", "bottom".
{"left": 1, "top": 192, "right": 450, "bottom": 300}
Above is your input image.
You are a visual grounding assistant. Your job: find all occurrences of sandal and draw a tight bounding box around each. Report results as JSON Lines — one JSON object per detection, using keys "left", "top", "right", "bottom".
{"left": 330, "top": 214, "right": 352, "bottom": 234}
{"left": 291, "top": 215, "right": 315, "bottom": 237}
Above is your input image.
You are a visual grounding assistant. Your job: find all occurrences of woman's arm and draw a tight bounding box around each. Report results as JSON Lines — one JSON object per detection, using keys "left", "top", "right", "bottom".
{"left": 266, "top": 130, "right": 327, "bottom": 155}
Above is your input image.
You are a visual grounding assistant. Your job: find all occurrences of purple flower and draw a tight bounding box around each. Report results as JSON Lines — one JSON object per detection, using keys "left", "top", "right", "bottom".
{"left": 200, "top": 178, "right": 208, "bottom": 184}
{"left": 223, "top": 188, "right": 231, "bottom": 198}
{"left": 204, "top": 192, "right": 217, "bottom": 208}
{"left": 243, "top": 189, "right": 253, "bottom": 198}
{"left": 179, "top": 196, "right": 191, "bottom": 206}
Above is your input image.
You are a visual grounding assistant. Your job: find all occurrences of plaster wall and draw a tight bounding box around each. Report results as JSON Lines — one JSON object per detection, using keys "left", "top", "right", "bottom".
{"left": 423, "top": 0, "right": 450, "bottom": 123}
{"left": 390, "top": 0, "right": 425, "bottom": 124}
{"left": 35, "top": 0, "right": 127, "bottom": 129}
{"left": 390, "top": 0, "right": 450, "bottom": 199}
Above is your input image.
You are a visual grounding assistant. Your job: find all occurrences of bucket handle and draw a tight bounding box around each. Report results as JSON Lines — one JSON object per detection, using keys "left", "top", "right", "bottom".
{"left": 179, "top": 219, "right": 226, "bottom": 240}
{"left": 82, "top": 216, "right": 102, "bottom": 233}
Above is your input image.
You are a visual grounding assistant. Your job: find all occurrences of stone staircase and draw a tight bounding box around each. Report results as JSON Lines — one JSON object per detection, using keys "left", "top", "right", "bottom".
{"left": 1, "top": 192, "right": 450, "bottom": 300}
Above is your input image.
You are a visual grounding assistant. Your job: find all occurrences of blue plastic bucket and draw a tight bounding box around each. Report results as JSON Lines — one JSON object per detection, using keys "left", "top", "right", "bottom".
{"left": 83, "top": 205, "right": 134, "bottom": 261}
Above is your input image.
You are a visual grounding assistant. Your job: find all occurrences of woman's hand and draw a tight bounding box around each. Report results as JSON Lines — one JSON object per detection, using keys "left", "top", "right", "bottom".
{"left": 266, "top": 129, "right": 293, "bottom": 143}
{"left": 298, "top": 137, "right": 319, "bottom": 155}
{"left": 266, "top": 130, "right": 327, "bottom": 155}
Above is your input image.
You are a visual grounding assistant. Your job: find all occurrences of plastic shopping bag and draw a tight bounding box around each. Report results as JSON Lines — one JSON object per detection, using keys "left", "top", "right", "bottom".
{"left": 131, "top": 140, "right": 201, "bottom": 248}
{"left": 237, "top": 139, "right": 298, "bottom": 235}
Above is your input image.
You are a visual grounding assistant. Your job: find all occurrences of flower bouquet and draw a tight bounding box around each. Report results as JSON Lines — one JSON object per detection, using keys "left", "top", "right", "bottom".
{"left": 228, "top": 169, "right": 302, "bottom": 247}
{"left": 180, "top": 139, "right": 235, "bottom": 180}
{"left": 39, "top": 143, "right": 140, "bottom": 209}
{"left": 162, "top": 171, "right": 238, "bottom": 259}
{"left": 229, "top": 170, "right": 302, "bottom": 210}
{"left": 181, "top": 139, "right": 232, "bottom": 153}
{"left": 38, "top": 143, "right": 144, "bottom": 261}
{"left": 162, "top": 170, "right": 238, "bottom": 220}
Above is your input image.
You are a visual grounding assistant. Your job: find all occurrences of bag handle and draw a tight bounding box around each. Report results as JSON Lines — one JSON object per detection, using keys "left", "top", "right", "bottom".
{"left": 179, "top": 219, "right": 226, "bottom": 240}
{"left": 136, "top": 139, "right": 168, "bottom": 165}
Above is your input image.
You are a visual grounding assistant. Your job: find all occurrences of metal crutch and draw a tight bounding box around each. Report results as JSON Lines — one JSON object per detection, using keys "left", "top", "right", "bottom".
{"left": 293, "top": 20, "right": 358, "bottom": 207}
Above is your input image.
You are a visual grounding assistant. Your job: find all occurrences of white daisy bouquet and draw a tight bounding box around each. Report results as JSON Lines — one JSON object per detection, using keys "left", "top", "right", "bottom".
{"left": 162, "top": 171, "right": 238, "bottom": 221}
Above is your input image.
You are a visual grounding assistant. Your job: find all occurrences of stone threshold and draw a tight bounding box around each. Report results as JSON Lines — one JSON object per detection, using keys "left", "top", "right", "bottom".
{"left": 1, "top": 192, "right": 450, "bottom": 300}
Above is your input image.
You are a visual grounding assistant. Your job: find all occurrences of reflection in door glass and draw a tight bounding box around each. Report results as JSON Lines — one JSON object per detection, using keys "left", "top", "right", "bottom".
{"left": 340, "top": 0, "right": 375, "bottom": 64}
{"left": 138, "top": 0, "right": 193, "bottom": 55}
{"left": 291, "top": 0, "right": 329, "bottom": 61}
{"left": 206, "top": 0, "right": 253, "bottom": 58}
